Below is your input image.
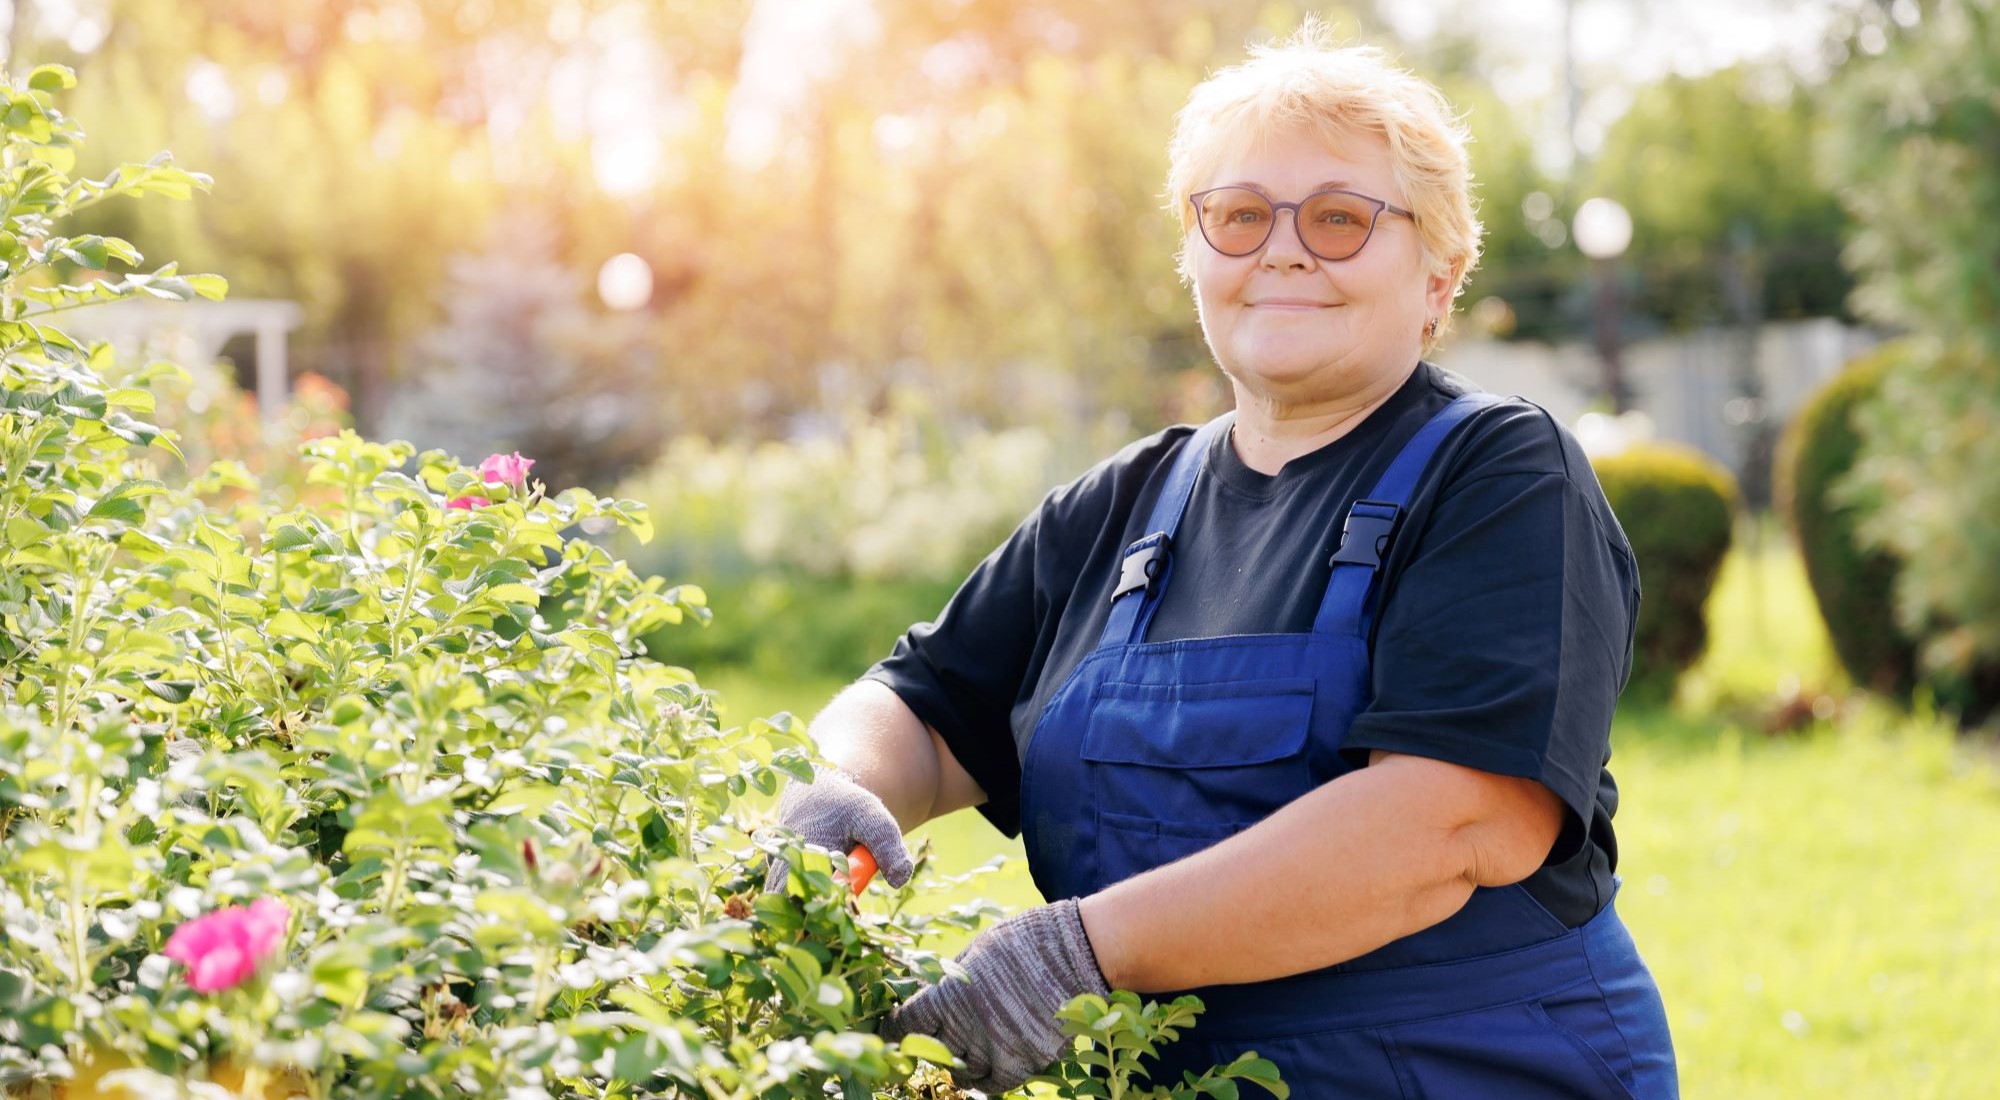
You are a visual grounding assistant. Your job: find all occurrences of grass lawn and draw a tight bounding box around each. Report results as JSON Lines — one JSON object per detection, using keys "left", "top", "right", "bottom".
{"left": 692, "top": 522, "right": 2000, "bottom": 1098}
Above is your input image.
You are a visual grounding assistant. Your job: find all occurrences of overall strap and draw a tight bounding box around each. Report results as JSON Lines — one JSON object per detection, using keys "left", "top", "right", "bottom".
{"left": 1098, "top": 412, "right": 1234, "bottom": 648}
{"left": 1313, "top": 391, "right": 1506, "bottom": 639}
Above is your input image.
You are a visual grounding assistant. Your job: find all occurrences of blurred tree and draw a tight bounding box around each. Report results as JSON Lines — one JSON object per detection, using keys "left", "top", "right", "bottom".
{"left": 1587, "top": 64, "right": 1853, "bottom": 332}
{"left": 1435, "top": 74, "right": 1574, "bottom": 343}
{"left": 0, "top": 0, "right": 1633, "bottom": 468}
{"left": 17, "top": 0, "right": 745, "bottom": 437}
{"left": 1823, "top": 0, "right": 2000, "bottom": 720}
{"left": 37, "top": 1, "right": 494, "bottom": 431}
{"left": 379, "top": 217, "right": 658, "bottom": 491}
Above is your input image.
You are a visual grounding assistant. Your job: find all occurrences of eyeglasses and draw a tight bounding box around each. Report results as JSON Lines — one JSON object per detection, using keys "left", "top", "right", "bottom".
{"left": 1189, "top": 186, "right": 1415, "bottom": 262}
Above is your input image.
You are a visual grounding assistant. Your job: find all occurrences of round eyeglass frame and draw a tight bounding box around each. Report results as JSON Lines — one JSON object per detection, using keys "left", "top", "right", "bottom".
{"left": 1188, "top": 186, "right": 1416, "bottom": 262}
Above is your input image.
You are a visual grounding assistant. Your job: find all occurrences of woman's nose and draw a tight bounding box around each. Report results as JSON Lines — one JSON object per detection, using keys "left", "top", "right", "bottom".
{"left": 1259, "top": 207, "right": 1315, "bottom": 269}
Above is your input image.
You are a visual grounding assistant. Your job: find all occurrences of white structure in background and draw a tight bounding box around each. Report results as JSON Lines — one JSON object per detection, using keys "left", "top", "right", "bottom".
{"left": 62, "top": 298, "right": 306, "bottom": 426}
{"left": 1445, "top": 317, "right": 1880, "bottom": 482}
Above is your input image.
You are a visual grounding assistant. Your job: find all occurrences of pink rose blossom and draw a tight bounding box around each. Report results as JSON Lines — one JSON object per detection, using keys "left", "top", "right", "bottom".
{"left": 447, "top": 495, "right": 490, "bottom": 510}
{"left": 478, "top": 451, "right": 535, "bottom": 491}
{"left": 163, "top": 897, "right": 291, "bottom": 994}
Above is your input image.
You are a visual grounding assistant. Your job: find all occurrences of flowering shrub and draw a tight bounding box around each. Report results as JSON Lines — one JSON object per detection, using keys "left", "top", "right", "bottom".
{"left": 0, "top": 70, "right": 1286, "bottom": 1099}
{"left": 161, "top": 899, "right": 291, "bottom": 995}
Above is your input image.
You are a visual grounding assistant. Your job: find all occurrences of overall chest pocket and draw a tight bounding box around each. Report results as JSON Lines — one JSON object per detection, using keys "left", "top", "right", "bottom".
{"left": 1081, "top": 676, "right": 1318, "bottom": 860}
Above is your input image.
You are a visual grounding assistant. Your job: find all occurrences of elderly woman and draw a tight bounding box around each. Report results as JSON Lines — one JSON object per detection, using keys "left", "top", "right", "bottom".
{"left": 768, "top": 24, "right": 1678, "bottom": 1099}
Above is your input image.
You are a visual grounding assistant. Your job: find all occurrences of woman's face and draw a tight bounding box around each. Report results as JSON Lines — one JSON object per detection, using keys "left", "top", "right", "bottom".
{"left": 1188, "top": 126, "right": 1451, "bottom": 404}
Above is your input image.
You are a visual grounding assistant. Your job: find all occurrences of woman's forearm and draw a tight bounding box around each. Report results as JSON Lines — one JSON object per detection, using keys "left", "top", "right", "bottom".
{"left": 1076, "top": 753, "right": 1557, "bottom": 992}
{"left": 806, "top": 679, "right": 945, "bottom": 833}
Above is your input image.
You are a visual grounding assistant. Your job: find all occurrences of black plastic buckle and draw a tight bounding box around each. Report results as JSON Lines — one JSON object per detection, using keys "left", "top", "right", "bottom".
{"left": 1112, "top": 534, "right": 1170, "bottom": 602}
{"left": 1329, "top": 500, "right": 1401, "bottom": 569}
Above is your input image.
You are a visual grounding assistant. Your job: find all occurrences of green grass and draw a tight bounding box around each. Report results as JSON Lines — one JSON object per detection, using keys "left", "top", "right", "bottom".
{"left": 1613, "top": 699, "right": 1999, "bottom": 1098}
{"left": 1613, "top": 521, "right": 2000, "bottom": 1097}
{"left": 695, "top": 524, "right": 2000, "bottom": 1096}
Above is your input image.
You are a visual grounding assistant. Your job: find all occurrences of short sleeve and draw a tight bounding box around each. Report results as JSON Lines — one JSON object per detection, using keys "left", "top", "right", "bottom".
{"left": 1338, "top": 468, "right": 1636, "bottom": 865}
{"left": 860, "top": 506, "right": 1046, "bottom": 838}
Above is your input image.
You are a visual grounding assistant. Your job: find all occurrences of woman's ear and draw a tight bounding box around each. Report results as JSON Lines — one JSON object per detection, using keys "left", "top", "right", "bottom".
{"left": 1425, "top": 257, "right": 1463, "bottom": 319}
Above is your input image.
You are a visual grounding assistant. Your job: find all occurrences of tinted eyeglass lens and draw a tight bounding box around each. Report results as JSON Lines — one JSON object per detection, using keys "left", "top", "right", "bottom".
{"left": 1197, "top": 188, "right": 1278, "bottom": 255}
{"left": 1196, "top": 188, "right": 1379, "bottom": 260}
{"left": 1298, "top": 191, "right": 1377, "bottom": 259}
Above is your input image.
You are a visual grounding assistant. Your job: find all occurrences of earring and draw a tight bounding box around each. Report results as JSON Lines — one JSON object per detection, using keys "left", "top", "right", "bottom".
{"left": 1424, "top": 317, "right": 1439, "bottom": 341}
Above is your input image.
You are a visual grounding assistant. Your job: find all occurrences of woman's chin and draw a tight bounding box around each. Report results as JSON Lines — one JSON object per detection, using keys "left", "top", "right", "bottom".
{"left": 1223, "top": 352, "right": 1341, "bottom": 393}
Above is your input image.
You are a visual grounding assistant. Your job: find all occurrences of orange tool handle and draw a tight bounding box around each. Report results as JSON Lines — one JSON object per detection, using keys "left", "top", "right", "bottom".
{"left": 846, "top": 844, "right": 879, "bottom": 895}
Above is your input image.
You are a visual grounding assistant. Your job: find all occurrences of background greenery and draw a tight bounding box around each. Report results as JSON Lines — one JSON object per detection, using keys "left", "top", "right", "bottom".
{"left": 8, "top": 0, "right": 1865, "bottom": 465}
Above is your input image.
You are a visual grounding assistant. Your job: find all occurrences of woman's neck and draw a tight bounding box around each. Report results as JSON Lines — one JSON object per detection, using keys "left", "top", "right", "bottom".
{"left": 1227, "top": 363, "right": 1416, "bottom": 475}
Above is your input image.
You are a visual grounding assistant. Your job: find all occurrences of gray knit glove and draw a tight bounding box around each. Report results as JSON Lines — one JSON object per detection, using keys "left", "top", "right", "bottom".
{"left": 762, "top": 764, "right": 916, "bottom": 894}
{"left": 878, "top": 898, "right": 1111, "bottom": 1094}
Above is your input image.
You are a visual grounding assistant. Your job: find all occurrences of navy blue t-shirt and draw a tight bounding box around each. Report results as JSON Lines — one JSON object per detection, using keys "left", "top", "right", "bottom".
{"left": 862, "top": 361, "right": 1639, "bottom": 928}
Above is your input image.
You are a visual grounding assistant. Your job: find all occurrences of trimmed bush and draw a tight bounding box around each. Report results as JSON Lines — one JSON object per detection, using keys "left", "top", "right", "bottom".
{"left": 1775, "top": 345, "right": 1919, "bottom": 698}
{"left": 1593, "top": 443, "right": 1738, "bottom": 704}
{"left": 1790, "top": 342, "right": 2000, "bottom": 723}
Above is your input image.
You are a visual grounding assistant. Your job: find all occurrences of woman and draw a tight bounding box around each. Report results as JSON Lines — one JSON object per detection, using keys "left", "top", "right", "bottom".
{"left": 768, "top": 23, "right": 1678, "bottom": 1099}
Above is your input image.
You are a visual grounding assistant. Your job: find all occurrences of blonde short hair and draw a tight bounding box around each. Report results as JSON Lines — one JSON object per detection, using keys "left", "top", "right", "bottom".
{"left": 1165, "top": 19, "right": 1483, "bottom": 345}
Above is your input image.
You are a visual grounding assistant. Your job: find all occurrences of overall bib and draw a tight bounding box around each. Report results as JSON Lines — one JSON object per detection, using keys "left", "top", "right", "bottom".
{"left": 1018, "top": 395, "right": 1679, "bottom": 1098}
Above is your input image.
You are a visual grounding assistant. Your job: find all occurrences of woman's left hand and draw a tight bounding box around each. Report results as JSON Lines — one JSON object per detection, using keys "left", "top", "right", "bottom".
{"left": 879, "top": 897, "right": 1110, "bottom": 1093}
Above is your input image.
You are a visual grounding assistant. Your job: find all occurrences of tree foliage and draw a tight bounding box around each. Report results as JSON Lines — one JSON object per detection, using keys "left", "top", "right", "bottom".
{"left": 1589, "top": 65, "right": 1852, "bottom": 332}
{"left": 1822, "top": 0, "right": 2000, "bottom": 719}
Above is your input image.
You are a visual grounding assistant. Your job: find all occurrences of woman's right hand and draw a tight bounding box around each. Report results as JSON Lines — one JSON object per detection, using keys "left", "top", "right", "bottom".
{"left": 762, "top": 764, "right": 917, "bottom": 894}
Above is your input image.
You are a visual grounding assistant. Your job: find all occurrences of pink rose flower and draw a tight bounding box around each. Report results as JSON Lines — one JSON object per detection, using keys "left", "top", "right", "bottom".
{"left": 447, "top": 495, "right": 490, "bottom": 510}
{"left": 478, "top": 451, "right": 535, "bottom": 491}
{"left": 163, "top": 897, "right": 291, "bottom": 994}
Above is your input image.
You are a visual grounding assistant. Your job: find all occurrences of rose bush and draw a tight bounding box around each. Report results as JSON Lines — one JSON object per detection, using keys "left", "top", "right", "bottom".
{"left": 160, "top": 898, "right": 291, "bottom": 995}
{"left": 0, "top": 70, "right": 1285, "bottom": 1099}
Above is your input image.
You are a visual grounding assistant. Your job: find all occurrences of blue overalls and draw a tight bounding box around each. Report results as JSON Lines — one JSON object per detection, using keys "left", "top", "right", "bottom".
{"left": 1018, "top": 394, "right": 1679, "bottom": 1098}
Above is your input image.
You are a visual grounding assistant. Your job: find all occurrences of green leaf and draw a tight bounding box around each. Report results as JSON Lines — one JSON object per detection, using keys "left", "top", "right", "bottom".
{"left": 302, "top": 587, "right": 363, "bottom": 613}
{"left": 481, "top": 583, "right": 540, "bottom": 606}
{"left": 268, "top": 610, "right": 321, "bottom": 644}
{"left": 59, "top": 236, "right": 110, "bottom": 269}
{"left": 5, "top": 515, "right": 50, "bottom": 548}
{"left": 28, "top": 64, "right": 77, "bottom": 92}
{"left": 1219, "top": 1053, "right": 1289, "bottom": 1099}
{"left": 119, "top": 161, "right": 211, "bottom": 201}
{"left": 766, "top": 960, "right": 810, "bottom": 1007}
{"left": 896, "top": 1033, "right": 961, "bottom": 1067}
{"left": 105, "top": 387, "right": 156, "bottom": 414}
{"left": 184, "top": 273, "right": 228, "bottom": 301}
{"left": 192, "top": 517, "right": 244, "bottom": 560}
{"left": 143, "top": 679, "right": 196, "bottom": 704}
{"left": 85, "top": 496, "right": 144, "bottom": 525}
{"left": 267, "top": 524, "right": 315, "bottom": 553}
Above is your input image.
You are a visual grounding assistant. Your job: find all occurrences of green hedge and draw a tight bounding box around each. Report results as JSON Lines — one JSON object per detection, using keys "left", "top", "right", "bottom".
{"left": 1779, "top": 344, "right": 2000, "bottom": 721}
{"left": 1594, "top": 443, "right": 1739, "bottom": 704}
{"left": 1776, "top": 345, "right": 1920, "bottom": 698}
